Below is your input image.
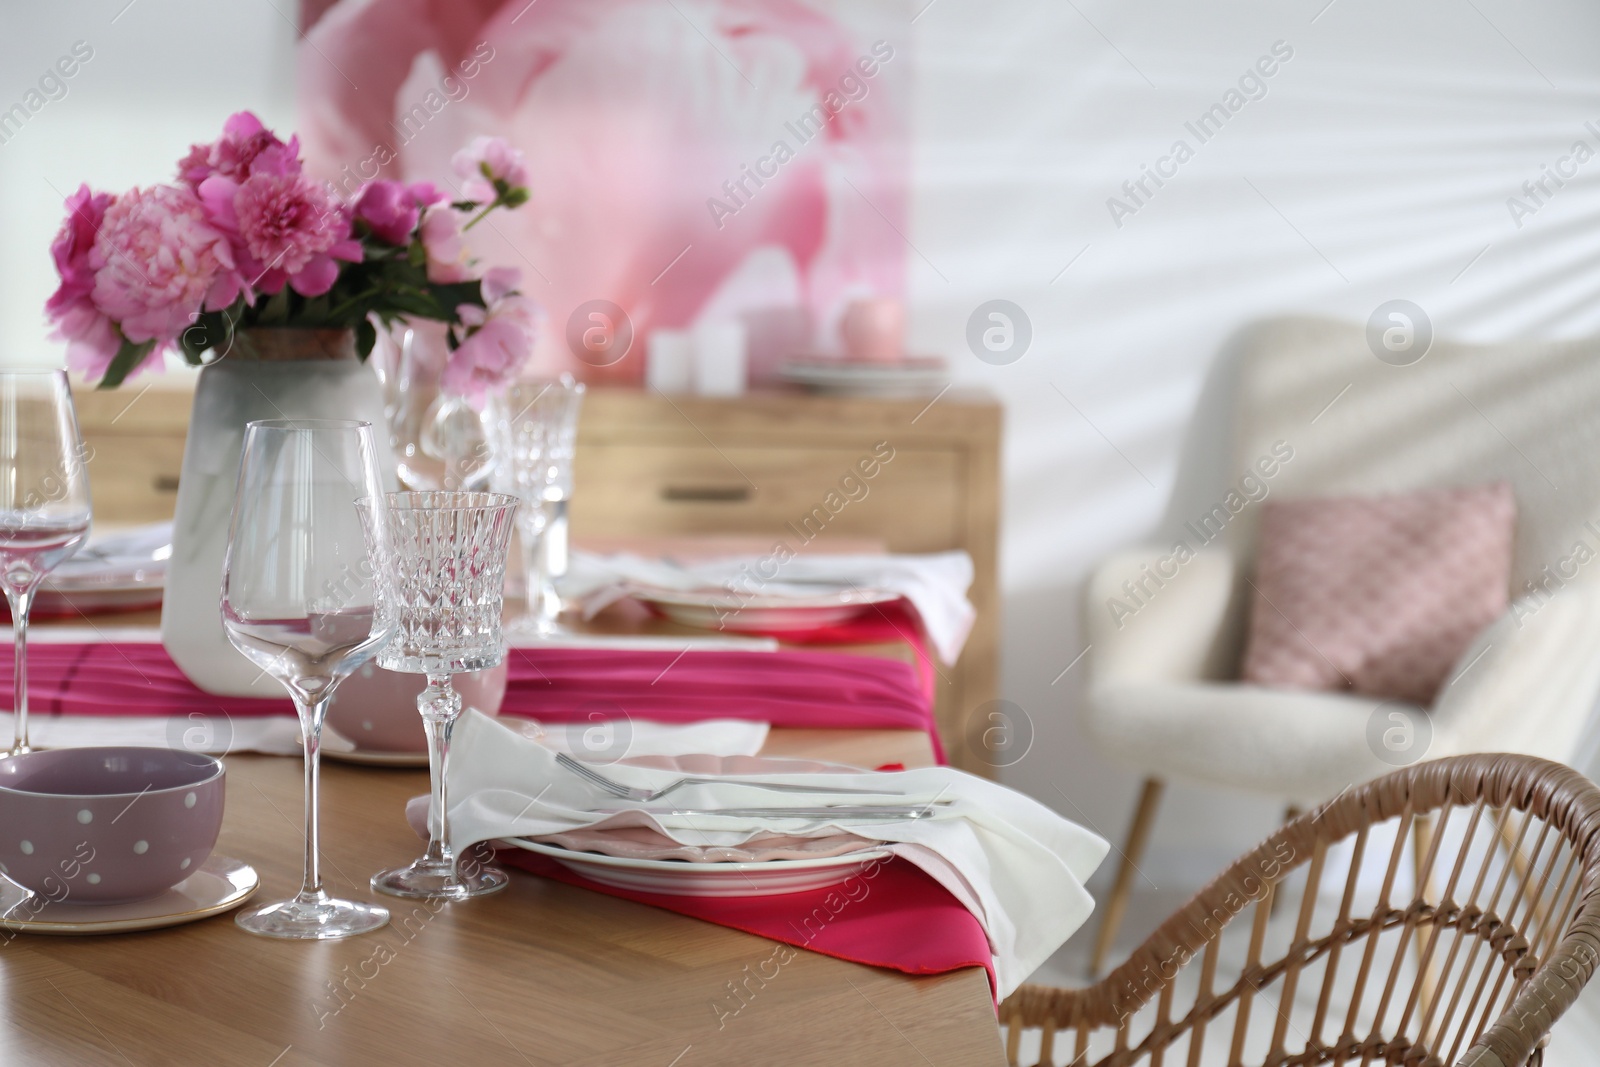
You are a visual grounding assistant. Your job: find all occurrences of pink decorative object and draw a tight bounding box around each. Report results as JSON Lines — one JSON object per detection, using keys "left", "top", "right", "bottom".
{"left": 326, "top": 663, "right": 508, "bottom": 752}
{"left": 44, "top": 111, "right": 535, "bottom": 395}
{"left": 839, "top": 297, "right": 905, "bottom": 363}
{"left": 1241, "top": 482, "right": 1516, "bottom": 705}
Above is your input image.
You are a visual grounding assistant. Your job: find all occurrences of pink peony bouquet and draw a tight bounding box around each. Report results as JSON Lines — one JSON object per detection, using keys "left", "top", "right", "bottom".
{"left": 46, "top": 112, "right": 535, "bottom": 400}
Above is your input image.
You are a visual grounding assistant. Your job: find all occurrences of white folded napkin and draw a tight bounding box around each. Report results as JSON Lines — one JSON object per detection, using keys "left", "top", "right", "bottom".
{"left": 507, "top": 631, "right": 778, "bottom": 652}
{"left": 428, "top": 710, "right": 1107, "bottom": 998}
{"left": 562, "top": 549, "right": 977, "bottom": 665}
{"left": 3, "top": 714, "right": 305, "bottom": 755}
{"left": 343, "top": 717, "right": 770, "bottom": 758}
{"left": 5, "top": 714, "right": 769, "bottom": 760}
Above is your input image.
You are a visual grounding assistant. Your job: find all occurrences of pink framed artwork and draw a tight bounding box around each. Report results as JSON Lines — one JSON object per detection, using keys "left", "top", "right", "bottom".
{"left": 298, "top": 0, "right": 910, "bottom": 384}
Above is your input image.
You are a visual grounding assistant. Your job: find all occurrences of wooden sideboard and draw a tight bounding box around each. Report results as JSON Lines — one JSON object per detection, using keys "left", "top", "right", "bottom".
{"left": 71, "top": 383, "right": 1003, "bottom": 774}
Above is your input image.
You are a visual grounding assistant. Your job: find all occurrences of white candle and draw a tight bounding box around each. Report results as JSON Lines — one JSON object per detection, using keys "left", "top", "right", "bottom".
{"left": 693, "top": 321, "right": 748, "bottom": 397}
{"left": 646, "top": 329, "right": 694, "bottom": 393}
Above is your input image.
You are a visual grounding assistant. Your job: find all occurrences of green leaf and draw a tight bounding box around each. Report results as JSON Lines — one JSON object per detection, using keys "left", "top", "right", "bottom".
{"left": 97, "top": 338, "right": 156, "bottom": 390}
{"left": 355, "top": 317, "right": 377, "bottom": 360}
{"left": 300, "top": 294, "right": 331, "bottom": 324}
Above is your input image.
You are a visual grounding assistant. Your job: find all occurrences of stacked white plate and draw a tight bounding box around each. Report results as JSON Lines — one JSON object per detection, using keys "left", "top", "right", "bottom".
{"left": 35, "top": 523, "right": 170, "bottom": 616}
{"left": 779, "top": 356, "right": 948, "bottom": 398}
{"left": 507, "top": 754, "right": 894, "bottom": 897}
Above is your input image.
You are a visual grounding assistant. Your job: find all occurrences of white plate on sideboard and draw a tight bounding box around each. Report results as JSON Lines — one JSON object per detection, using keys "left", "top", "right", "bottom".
{"left": 631, "top": 586, "right": 899, "bottom": 633}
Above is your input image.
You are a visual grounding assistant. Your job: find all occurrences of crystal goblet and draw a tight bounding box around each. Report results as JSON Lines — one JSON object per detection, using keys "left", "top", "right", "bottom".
{"left": 485, "top": 376, "right": 584, "bottom": 637}
{"left": 365, "top": 490, "right": 519, "bottom": 899}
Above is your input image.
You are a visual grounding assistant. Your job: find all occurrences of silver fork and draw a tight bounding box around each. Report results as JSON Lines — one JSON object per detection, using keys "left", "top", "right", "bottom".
{"left": 624, "top": 805, "right": 939, "bottom": 821}
{"left": 555, "top": 752, "right": 906, "bottom": 802}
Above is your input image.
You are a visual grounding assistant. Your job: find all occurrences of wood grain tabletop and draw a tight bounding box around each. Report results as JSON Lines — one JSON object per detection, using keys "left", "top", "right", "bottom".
{"left": 0, "top": 737, "right": 1004, "bottom": 1066}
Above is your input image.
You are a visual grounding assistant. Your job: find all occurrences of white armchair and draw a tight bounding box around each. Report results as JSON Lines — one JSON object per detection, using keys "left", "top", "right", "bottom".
{"left": 1080, "top": 315, "right": 1600, "bottom": 975}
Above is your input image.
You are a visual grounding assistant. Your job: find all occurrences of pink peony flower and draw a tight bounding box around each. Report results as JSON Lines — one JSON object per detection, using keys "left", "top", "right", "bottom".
{"left": 419, "top": 202, "right": 471, "bottom": 283}
{"left": 407, "top": 180, "right": 446, "bottom": 208}
{"left": 90, "top": 184, "right": 239, "bottom": 347}
{"left": 201, "top": 170, "right": 359, "bottom": 297}
{"left": 179, "top": 111, "right": 301, "bottom": 188}
{"left": 45, "top": 184, "right": 125, "bottom": 378}
{"left": 352, "top": 179, "right": 446, "bottom": 246}
{"left": 451, "top": 136, "right": 529, "bottom": 203}
{"left": 443, "top": 284, "right": 537, "bottom": 403}
{"left": 480, "top": 265, "right": 521, "bottom": 304}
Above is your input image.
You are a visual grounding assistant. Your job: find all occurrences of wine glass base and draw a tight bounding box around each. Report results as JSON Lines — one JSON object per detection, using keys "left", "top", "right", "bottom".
{"left": 371, "top": 861, "right": 510, "bottom": 900}
{"left": 235, "top": 896, "right": 389, "bottom": 940}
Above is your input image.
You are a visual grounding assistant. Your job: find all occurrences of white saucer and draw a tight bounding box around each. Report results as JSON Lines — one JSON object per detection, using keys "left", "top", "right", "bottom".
{"left": 0, "top": 855, "right": 259, "bottom": 935}
{"left": 509, "top": 837, "right": 891, "bottom": 897}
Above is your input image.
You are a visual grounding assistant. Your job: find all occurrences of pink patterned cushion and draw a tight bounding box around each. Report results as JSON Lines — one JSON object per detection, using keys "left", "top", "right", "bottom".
{"left": 1241, "top": 483, "right": 1515, "bottom": 705}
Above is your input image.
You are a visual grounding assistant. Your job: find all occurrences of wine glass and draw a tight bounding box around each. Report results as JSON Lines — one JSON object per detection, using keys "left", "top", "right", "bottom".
{"left": 365, "top": 491, "right": 518, "bottom": 900}
{"left": 485, "top": 377, "right": 585, "bottom": 636}
{"left": 372, "top": 324, "right": 493, "bottom": 491}
{"left": 221, "top": 420, "right": 395, "bottom": 939}
{"left": 0, "top": 370, "right": 91, "bottom": 757}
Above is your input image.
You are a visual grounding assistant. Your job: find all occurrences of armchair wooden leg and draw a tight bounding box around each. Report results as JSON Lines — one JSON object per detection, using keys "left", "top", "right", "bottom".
{"left": 1088, "top": 777, "right": 1164, "bottom": 979}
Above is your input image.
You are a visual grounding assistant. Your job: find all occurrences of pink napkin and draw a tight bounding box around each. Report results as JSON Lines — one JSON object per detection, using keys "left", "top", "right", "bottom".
{"left": 2, "top": 642, "right": 942, "bottom": 760}
{"left": 497, "top": 847, "right": 997, "bottom": 999}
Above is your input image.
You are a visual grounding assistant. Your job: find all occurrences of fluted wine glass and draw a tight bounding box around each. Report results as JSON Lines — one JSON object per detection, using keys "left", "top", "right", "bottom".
{"left": 0, "top": 370, "right": 91, "bottom": 756}
{"left": 365, "top": 491, "right": 518, "bottom": 900}
{"left": 222, "top": 420, "right": 395, "bottom": 939}
{"left": 485, "top": 377, "right": 584, "bottom": 636}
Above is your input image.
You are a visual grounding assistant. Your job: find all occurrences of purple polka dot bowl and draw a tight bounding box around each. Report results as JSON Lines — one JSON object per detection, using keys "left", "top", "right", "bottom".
{"left": 0, "top": 747, "right": 225, "bottom": 905}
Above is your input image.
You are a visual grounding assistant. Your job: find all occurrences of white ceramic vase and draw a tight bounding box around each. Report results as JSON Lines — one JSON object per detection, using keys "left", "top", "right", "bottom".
{"left": 160, "top": 329, "right": 395, "bottom": 696}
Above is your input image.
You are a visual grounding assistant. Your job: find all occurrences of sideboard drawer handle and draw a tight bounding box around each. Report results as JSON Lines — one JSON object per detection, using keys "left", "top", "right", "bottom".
{"left": 660, "top": 485, "right": 751, "bottom": 503}
{"left": 154, "top": 475, "right": 181, "bottom": 493}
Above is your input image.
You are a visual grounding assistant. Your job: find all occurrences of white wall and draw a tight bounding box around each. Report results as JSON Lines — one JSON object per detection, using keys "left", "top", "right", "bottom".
{"left": 5, "top": 0, "right": 1600, "bottom": 894}
{"left": 0, "top": 1, "right": 296, "bottom": 368}
{"left": 912, "top": 0, "right": 1600, "bottom": 889}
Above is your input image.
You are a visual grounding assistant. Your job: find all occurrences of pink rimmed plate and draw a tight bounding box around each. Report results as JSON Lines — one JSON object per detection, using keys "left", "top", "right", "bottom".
{"left": 508, "top": 753, "right": 895, "bottom": 896}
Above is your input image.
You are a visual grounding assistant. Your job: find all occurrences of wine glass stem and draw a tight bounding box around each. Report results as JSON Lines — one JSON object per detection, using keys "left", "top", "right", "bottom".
{"left": 539, "top": 501, "right": 567, "bottom": 622}
{"left": 294, "top": 695, "right": 330, "bottom": 903}
{"left": 528, "top": 511, "right": 553, "bottom": 620}
{"left": 421, "top": 675, "right": 463, "bottom": 875}
{"left": 6, "top": 586, "right": 33, "bottom": 755}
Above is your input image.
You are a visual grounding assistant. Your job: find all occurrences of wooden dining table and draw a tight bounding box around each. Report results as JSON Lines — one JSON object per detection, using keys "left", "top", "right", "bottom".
{"left": 0, "top": 602, "right": 1007, "bottom": 1066}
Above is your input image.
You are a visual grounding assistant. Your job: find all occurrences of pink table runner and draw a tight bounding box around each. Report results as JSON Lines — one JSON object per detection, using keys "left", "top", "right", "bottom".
{"left": 6, "top": 639, "right": 943, "bottom": 760}
{"left": 496, "top": 848, "right": 997, "bottom": 1000}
